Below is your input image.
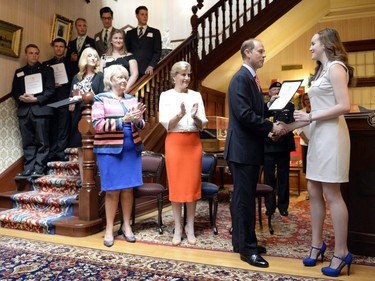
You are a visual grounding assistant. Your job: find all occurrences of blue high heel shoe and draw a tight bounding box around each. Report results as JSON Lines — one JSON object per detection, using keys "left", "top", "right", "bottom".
{"left": 303, "top": 242, "right": 326, "bottom": 266}
{"left": 321, "top": 252, "right": 353, "bottom": 277}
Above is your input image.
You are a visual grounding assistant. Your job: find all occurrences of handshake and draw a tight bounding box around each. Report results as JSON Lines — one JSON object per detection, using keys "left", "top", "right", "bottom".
{"left": 267, "top": 121, "right": 290, "bottom": 141}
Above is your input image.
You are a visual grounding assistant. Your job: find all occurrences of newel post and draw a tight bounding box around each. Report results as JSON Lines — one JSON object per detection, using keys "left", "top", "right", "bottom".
{"left": 78, "top": 92, "right": 99, "bottom": 221}
{"left": 190, "top": 3, "right": 201, "bottom": 90}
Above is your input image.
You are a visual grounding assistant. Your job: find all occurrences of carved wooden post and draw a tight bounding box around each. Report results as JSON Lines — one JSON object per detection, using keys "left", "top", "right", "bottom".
{"left": 191, "top": 5, "right": 199, "bottom": 90}
{"left": 78, "top": 92, "right": 99, "bottom": 221}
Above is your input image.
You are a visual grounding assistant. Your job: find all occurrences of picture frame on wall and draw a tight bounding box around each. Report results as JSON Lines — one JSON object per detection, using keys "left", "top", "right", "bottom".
{"left": 0, "top": 19, "right": 23, "bottom": 58}
{"left": 50, "top": 14, "right": 73, "bottom": 44}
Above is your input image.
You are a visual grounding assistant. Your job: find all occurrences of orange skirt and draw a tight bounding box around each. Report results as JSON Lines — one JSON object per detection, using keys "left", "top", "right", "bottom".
{"left": 165, "top": 132, "right": 202, "bottom": 202}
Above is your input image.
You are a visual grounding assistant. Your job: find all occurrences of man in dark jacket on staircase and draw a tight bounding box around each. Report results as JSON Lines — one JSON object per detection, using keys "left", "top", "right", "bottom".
{"left": 12, "top": 44, "right": 55, "bottom": 179}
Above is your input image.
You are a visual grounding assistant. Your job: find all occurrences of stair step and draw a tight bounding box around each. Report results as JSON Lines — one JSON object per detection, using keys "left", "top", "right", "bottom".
{"left": 32, "top": 175, "right": 81, "bottom": 193}
{"left": 0, "top": 208, "right": 73, "bottom": 234}
{"left": 47, "top": 161, "right": 80, "bottom": 177}
{"left": 11, "top": 191, "right": 78, "bottom": 206}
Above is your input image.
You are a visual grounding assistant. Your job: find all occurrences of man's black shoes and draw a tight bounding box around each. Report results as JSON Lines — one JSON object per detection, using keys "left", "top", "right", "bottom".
{"left": 15, "top": 170, "right": 33, "bottom": 179}
{"left": 240, "top": 254, "right": 269, "bottom": 268}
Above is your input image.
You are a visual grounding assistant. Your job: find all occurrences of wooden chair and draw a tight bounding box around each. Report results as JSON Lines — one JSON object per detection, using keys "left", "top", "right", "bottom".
{"left": 132, "top": 151, "right": 166, "bottom": 234}
{"left": 229, "top": 166, "right": 274, "bottom": 235}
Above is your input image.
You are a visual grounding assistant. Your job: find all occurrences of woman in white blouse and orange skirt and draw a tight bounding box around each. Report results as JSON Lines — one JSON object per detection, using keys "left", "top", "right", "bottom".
{"left": 159, "top": 61, "right": 208, "bottom": 246}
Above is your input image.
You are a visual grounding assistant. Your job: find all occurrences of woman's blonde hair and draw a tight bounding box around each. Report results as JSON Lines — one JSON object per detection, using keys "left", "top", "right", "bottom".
{"left": 103, "top": 64, "right": 129, "bottom": 91}
{"left": 77, "top": 47, "right": 101, "bottom": 80}
{"left": 170, "top": 61, "right": 191, "bottom": 78}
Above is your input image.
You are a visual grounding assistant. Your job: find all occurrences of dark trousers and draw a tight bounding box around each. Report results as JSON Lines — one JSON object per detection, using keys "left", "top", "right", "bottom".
{"left": 228, "top": 161, "right": 259, "bottom": 255}
{"left": 264, "top": 151, "right": 290, "bottom": 213}
{"left": 49, "top": 106, "right": 71, "bottom": 159}
{"left": 19, "top": 110, "right": 50, "bottom": 173}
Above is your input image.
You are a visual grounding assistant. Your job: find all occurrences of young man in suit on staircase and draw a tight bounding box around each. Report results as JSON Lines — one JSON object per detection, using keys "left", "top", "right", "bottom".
{"left": 66, "top": 18, "right": 96, "bottom": 77}
{"left": 12, "top": 44, "right": 55, "bottom": 179}
{"left": 94, "top": 7, "right": 117, "bottom": 57}
{"left": 125, "top": 6, "right": 162, "bottom": 77}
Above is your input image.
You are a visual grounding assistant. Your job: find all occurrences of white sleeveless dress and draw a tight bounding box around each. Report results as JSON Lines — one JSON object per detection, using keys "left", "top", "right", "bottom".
{"left": 306, "top": 61, "right": 350, "bottom": 183}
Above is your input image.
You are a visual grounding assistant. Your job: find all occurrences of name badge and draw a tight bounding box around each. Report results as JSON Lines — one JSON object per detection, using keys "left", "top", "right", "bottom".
{"left": 17, "top": 71, "right": 25, "bottom": 77}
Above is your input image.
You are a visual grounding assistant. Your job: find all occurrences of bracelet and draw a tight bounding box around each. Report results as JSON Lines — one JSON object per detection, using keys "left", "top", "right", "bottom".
{"left": 309, "top": 113, "right": 313, "bottom": 123}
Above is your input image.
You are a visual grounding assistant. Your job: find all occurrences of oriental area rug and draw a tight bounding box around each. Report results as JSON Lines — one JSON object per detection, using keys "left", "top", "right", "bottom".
{"left": 123, "top": 190, "right": 375, "bottom": 267}
{"left": 0, "top": 234, "right": 335, "bottom": 281}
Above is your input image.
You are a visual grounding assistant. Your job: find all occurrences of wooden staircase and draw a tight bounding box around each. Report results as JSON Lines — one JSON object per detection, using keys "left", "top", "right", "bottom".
{"left": 0, "top": 0, "right": 302, "bottom": 236}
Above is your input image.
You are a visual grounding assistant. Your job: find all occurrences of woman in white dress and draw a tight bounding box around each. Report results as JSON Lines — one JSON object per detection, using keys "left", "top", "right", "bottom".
{"left": 289, "top": 28, "right": 354, "bottom": 277}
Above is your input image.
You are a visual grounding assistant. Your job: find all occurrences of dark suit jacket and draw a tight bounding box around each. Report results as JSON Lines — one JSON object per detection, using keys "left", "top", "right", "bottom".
{"left": 264, "top": 102, "right": 296, "bottom": 153}
{"left": 94, "top": 28, "right": 117, "bottom": 56}
{"left": 125, "top": 26, "right": 162, "bottom": 75}
{"left": 224, "top": 66, "right": 273, "bottom": 165}
{"left": 11, "top": 62, "right": 55, "bottom": 117}
{"left": 42, "top": 56, "right": 73, "bottom": 102}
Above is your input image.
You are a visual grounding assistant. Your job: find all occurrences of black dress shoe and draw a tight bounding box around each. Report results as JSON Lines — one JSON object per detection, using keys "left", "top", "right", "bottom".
{"left": 31, "top": 171, "right": 45, "bottom": 178}
{"left": 240, "top": 254, "right": 269, "bottom": 268}
{"left": 280, "top": 210, "right": 289, "bottom": 216}
{"left": 15, "top": 169, "right": 33, "bottom": 179}
{"left": 257, "top": 245, "right": 267, "bottom": 254}
{"left": 265, "top": 210, "right": 275, "bottom": 216}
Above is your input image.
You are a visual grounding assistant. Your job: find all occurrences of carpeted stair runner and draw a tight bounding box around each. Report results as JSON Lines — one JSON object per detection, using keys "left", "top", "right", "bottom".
{"left": 0, "top": 148, "right": 81, "bottom": 234}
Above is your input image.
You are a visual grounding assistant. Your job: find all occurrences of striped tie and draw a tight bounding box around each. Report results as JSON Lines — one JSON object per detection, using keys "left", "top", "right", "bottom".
{"left": 104, "top": 29, "right": 108, "bottom": 47}
{"left": 139, "top": 27, "right": 144, "bottom": 38}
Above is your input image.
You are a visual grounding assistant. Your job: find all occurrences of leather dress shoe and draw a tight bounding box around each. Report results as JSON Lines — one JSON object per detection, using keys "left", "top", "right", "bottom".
{"left": 240, "top": 254, "right": 269, "bottom": 268}
{"left": 265, "top": 210, "right": 275, "bottom": 216}
{"left": 233, "top": 246, "right": 266, "bottom": 254}
{"left": 31, "top": 171, "right": 45, "bottom": 178}
{"left": 15, "top": 169, "right": 33, "bottom": 179}
{"left": 280, "top": 210, "right": 289, "bottom": 216}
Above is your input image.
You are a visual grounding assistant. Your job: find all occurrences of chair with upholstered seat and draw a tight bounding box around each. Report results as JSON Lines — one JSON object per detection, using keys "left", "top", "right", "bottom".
{"left": 132, "top": 151, "right": 166, "bottom": 234}
{"left": 184, "top": 152, "right": 219, "bottom": 235}
{"left": 229, "top": 166, "right": 274, "bottom": 235}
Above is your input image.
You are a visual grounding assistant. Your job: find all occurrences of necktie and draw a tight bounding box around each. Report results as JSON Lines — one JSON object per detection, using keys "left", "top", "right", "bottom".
{"left": 104, "top": 29, "right": 108, "bottom": 47}
{"left": 77, "top": 37, "right": 83, "bottom": 51}
{"left": 139, "top": 27, "right": 144, "bottom": 38}
{"left": 255, "top": 75, "right": 261, "bottom": 92}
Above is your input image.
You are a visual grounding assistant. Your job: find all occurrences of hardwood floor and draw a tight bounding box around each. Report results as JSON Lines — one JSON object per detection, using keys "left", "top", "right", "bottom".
{"left": 0, "top": 195, "right": 374, "bottom": 280}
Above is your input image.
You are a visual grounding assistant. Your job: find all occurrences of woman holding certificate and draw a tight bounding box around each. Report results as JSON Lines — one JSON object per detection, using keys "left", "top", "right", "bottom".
{"left": 69, "top": 47, "right": 104, "bottom": 179}
{"left": 288, "top": 28, "right": 354, "bottom": 277}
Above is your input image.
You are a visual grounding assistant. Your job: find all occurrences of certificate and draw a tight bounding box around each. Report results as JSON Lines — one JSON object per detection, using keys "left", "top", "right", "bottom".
{"left": 269, "top": 79, "right": 303, "bottom": 110}
{"left": 25, "top": 73, "right": 43, "bottom": 95}
{"left": 50, "top": 63, "right": 68, "bottom": 84}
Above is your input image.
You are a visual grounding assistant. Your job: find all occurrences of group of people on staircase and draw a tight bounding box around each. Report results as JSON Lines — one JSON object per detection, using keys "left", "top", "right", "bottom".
{"left": 11, "top": 8, "right": 354, "bottom": 277}
{"left": 12, "top": 5, "right": 161, "bottom": 180}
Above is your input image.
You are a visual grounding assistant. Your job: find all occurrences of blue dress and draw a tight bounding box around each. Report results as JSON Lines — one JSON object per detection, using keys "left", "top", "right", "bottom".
{"left": 96, "top": 104, "right": 143, "bottom": 191}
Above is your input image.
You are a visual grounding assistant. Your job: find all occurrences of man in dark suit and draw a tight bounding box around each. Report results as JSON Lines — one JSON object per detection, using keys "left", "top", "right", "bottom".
{"left": 43, "top": 38, "right": 73, "bottom": 162}
{"left": 224, "top": 38, "right": 287, "bottom": 268}
{"left": 66, "top": 18, "right": 96, "bottom": 78}
{"left": 94, "top": 7, "right": 117, "bottom": 56}
{"left": 264, "top": 81, "right": 296, "bottom": 217}
{"left": 125, "top": 6, "right": 161, "bottom": 77}
{"left": 12, "top": 44, "right": 55, "bottom": 179}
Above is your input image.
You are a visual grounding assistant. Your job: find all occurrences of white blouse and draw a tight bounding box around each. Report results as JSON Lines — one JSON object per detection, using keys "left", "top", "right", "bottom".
{"left": 159, "top": 89, "right": 208, "bottom": 132}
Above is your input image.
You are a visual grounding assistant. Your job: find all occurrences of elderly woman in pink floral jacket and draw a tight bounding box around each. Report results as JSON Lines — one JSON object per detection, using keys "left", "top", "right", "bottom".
{"left": 91, "top": 64, "right": 146, "bottom": 247}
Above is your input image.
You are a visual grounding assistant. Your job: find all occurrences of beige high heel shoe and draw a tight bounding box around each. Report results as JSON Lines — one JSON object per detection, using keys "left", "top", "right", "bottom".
{"left": 184, "top": 226, "right": 197, "bottom": 245}
{"left": 172, "top": 229, "right": 182, "bottom": 246}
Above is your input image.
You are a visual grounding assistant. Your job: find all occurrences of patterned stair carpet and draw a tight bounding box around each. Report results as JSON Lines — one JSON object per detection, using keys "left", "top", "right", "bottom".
{"left": 120, "top": 190, "right": 375, "bottom": 267}
{"left": 0, "top": 234, "right": 337, "bottom": 281}
{"left": 0, "top": 148, "right": 81, "bottom": 234}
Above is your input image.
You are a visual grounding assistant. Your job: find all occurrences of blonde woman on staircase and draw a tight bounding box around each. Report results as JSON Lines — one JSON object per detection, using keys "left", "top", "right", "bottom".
{"left": 159, "top": 61, "right": 208, "bottom": 246}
